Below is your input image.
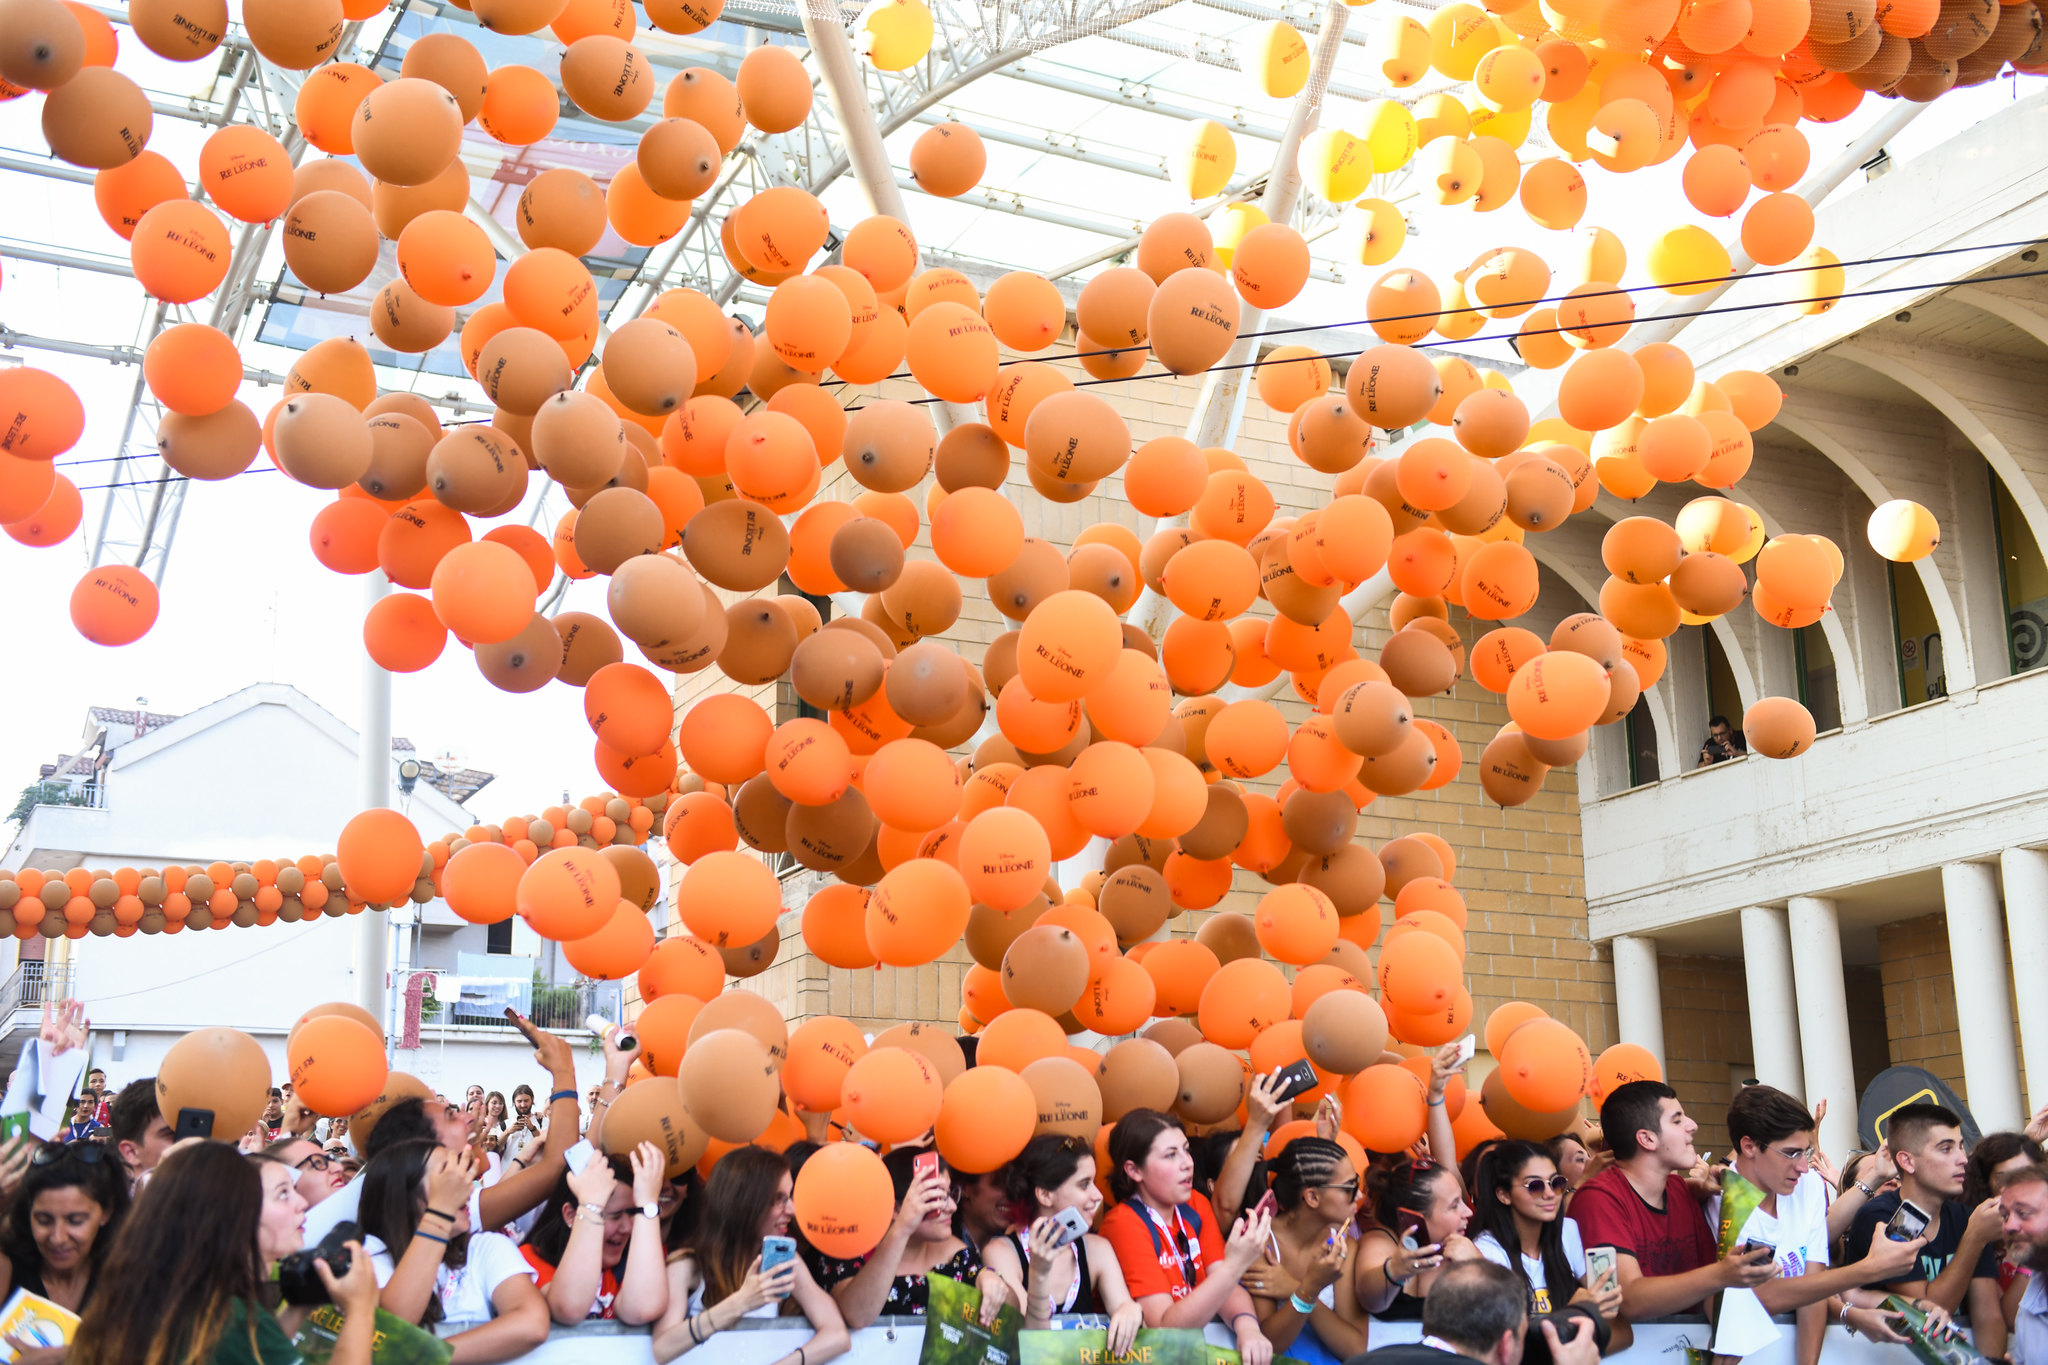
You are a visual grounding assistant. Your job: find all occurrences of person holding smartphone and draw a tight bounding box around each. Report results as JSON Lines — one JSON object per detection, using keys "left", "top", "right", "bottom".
{"left": 1356, "top": 1156, "right": 1479, "bottom": 1318}
{"left": 653, "top": 1145, "right": 847, "bottom": 1365}
{"left": 1236, "top": 1138, "right": 1371, "bottom": 1365}
{"left": 1099, "top": 1109, "right": 1276, "bottom": 1365}
{"left": 1844, "top": 1103, "right": 2007, "bottom": 1324}
{"left": 979, "top": 1134, "right": 1145, "bottom": 1352}
{"left": 815, "top": 1147, "right": 986, "bottom": 1327}
{"left": 1469, "top": 1139, "right": 1624, "bottom": 1349}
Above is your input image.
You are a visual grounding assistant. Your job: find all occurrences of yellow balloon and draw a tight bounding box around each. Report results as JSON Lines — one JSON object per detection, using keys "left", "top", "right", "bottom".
{"left": 1868, "top": 500, "right": 1939, "bottom": 562}
{"left": 1175, "top": 120, "right": 1238, "bottom": 200}
{"left": 1300, "top": 127, "right": 1374, "bottom": 204}
{"left": 1338, "top": 198, "right": 1407, "bottom": 267}
{"left": 1732, "top": 504, "right": 1767, "bottom": 565}
{"left": 1247, "top": 20, "right": 1309, "bottom": 98}
{"left": 1212, "top": 201, "right": 1269, "bottom": 269}
{"left": 1791, "top": 246, "right": 1843, "bottom": 315}
{"left": 1545, "top": 83, "right": 1600, "bottom": 161}
{"left": 1467, "top": 101, "right": 1532, "bottom": 148}
{"left": 1358, "top": 100, "right": 1419, "bottom": 173}
{"left": 1417, "top": 136, "right": 1482, "bottom": 207}
{"left": 1647, "top": 225, "right": 1731, "bottom": 296}
{"left": 1428, "top": 3, "right": 1506, "bottom": 79}
{"left": 1436, "top": 276, "right": 1486, "bottom": 340}
{"left": 1413, "top": 92, "right": 1472, "bottom": 145}
{"left": 1473, "top": 40, "right": 1545, "bottom": 111}
{"left": 1561, "top": 225, "right": 1627, "bottom": 289}
{"left": 1370, "top": 13, "right": 1432, "bottom": 86}
{"left": 859, "top": 0, "right": 934, "bottom": 70}
{"left": 1469, "top": 136, "right": 1522, "bottom": 212}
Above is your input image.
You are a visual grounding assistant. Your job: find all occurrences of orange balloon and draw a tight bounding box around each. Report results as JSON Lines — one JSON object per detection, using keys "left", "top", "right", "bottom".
{"left": 906, "top": 302, "right": 999, "bottom": 403}
{"left": 397, "top": 209, "right": 496, "bottom": 307}
{"left": 361, "top": 591, "right": 446, "bottom": 672}
{"left": 975, "top": 1007, "right": 1066, "bottom": 1072}
{"left": 841, "top": 1045, "right": 944, "bottom": 1143}
{"left": 866, "top": 858, "right": 971, "bottom": 966}
{"left": 1144, "top": 939, "right": 1222, "bottom": 1017}
{"left": 287, "top": 1016, "right": 389, "bottom": 1117}
{"left": 1589, "top": 1042, "right": 1663, "bottom": 1103}
{"left": 479, "top": 63, "right": 559, "bottom": 144}
{"left": 518, "top": 846, "right": 621, "bottom": 941}
{"left": 442, "top": 841, "right": 523, "bottom": 925}
{"left": 564, "top": 900, "right": 657, "bottom": 980}
{"left": 935, "top": 1065, "right": 1038, "bottom": 1173}
{"left": 200, "top": 123, "right": 294, "bottom": 224}
{"left": 784, "top": 1016, "right": 869, "bottom": 1112}
{"left": 958, "top": 808, "right": 1050, "bottom": 913}
{"left": 1497, "top": 1018, "right": 1591, "bottom": 1111}
{"left": 131, "top": 199, "right": 232, "bottom": 304}
{"left": 1340, "top": 1065, "right": 1428, "bottom": 1153}
{"left": 429, "top": 540, "right": 537, "bottom": 645}
{"left": 334, "top": 808, "right": 424, "bottom": 905}
{"left": 794, "top": 1141, "right": 896, "bottom": 1258}
{"left": 143, "top": 324, "right": 241, "bottom": 418}
{"left": 1255, "top": 883, "right": 1340, "bottom": 965}
{"left": 677, "top": 849, "right": 780, "bottom": 948}
{"left": 678, "top": 694, "right": 774, "bottom": 784}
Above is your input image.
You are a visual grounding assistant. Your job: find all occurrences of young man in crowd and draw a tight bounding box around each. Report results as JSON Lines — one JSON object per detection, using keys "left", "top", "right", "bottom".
{"left": 503, "top": 1082, "right": 541, "bottom": 1165}
{"left": 267, "top": 1134, "right": 351, "bottom": 1208}
{"left": 260, "top": 1086, "right": 284, "bottom": 1139}
{"left": 1711, "top": 1085, "right": 1931, "bottom": 1358}
{"left": 1843, "top": 1102, "right": 2006, "bottom": 1327}
{"left": 107, "top": 1078, "right": 175, "bottom": 1189}
{"left": 1357, "top": 1260, "right": 1604, "bottom": 1365}
{"left": 1567, "top": 1081, "right": 1780, "bottom": 1320}
{"left": 1996, "top": 1163, "right": 2048, "bottom": 1365}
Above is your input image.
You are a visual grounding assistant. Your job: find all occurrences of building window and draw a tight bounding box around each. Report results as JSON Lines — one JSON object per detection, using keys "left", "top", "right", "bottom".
{"left": 1794, "top": 624, "right": 1842, "bottom": 733}
{"left": 1991, "top": 472, "right": 2048, "bottom": 675}
{"left": 1624, "top": 694, "right": 1660, "bottom": 787}
{"left": 1704, "top": 628, "right": 1744, "bottom": 735}
{"left": 1889, "top": 562, "right": 1946, "bottom": 704}
{"left": 486, "top": 919, "right": 513, "bottom": 955}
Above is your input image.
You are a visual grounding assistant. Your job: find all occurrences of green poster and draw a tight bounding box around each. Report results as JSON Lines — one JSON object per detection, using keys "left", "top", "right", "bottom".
{"left": 1204, "top": 1344, "right": 1308, "bottom": 1365}
{"left": 1019, "top": 1326, "right": 1207, "bottom": 1365}
{"left": 1881, "top": 1295, "right": 1987, "bottom": 1365}
{"left": 922, "top": 1272, "right": 1028, "bottom": 1365}
{"left": 1715, "top": 1166, "right": 1769, "bottom": 1257}
{"left": 293, "top": 1305, "right": 452, "bottom": 1365}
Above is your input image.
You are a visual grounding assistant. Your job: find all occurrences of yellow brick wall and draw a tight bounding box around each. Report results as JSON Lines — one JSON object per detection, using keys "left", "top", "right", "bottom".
{"left": 1655, "top": 952, "right": 1754, "bottom": 1157}
{"left": 1878, "top": 914, "right": 1966, "bottom": 1097}
{"left": 645, "top": 342, "right": 1616, "bottom": 1059}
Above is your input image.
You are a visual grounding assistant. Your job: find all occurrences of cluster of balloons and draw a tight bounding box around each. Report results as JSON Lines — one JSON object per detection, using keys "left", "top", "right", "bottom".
{"left": 0, "top": 789, "right": 665, "bottom": 943}
{"left": 157, "top": 1002, "right": 391, "bottom": 1138}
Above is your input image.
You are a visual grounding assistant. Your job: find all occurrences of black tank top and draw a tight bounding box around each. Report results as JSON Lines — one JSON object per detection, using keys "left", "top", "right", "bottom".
{"left": 1010, "top": 1231, "right": 1101, "bottom": 1315}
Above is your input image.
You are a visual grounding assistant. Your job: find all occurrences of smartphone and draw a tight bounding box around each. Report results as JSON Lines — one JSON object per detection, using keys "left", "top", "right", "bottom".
{"left": 1887, "top": 1200, "right": 1931, "bottom": 1242}
{"left": 1450, "top": 1034, "right": 1476, "bottom": 1067}
{"left": 1049, "top": 1206, "right": 1090, "bottom": 1248}
{"left": 1396, "top": 1205, "right": 1429, "bottom": 1253}
{"left": 174, "top": 1107, "right": 214, "bottom": 1141}
{"left": 914, "top": 1150, "right": 942, "bottom": 1184}
{"left": 1585, "top": 1245, "right": 1617, "bottom": 1286}
{"left": 1273, "top": 1060, "right": 1320, "bottom": 1102}
{"left": 1737, "top": 1240, "right": 1776, "bottom": 1260}
{"left": 762, "top": 1234, "right": 797, "bottom": 1285}
{"left": 1254, "top": 1189, "right": 1278, "bottom": 1221}
{"left": 566, "top": 1139, "right": 597, "bottom": 1174}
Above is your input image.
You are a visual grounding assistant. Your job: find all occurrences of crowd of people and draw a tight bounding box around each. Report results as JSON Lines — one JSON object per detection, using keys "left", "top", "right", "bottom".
{"left": 19, "top": 1000, "right": 2048, "bottom": 1365}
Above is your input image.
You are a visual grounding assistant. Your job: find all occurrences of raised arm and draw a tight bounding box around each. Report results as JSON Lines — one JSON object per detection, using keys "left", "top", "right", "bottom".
{"left": 615, "top": 1144, "right": 673, "bottom": 1326}
{"left": 537, "top": 1156, "right": 617, "bottom": 1325}
{"left": 1214, "top": 1072, "right": 1287, "bottom": 1230}
{"left": 829, "top": 1169, "right": 949, "bottom": 1329}
{"left": 480, "top": 1011, "right": 581, "bottom": 1231}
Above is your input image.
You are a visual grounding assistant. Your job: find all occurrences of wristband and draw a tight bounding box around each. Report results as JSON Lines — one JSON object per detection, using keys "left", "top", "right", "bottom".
{"left": 423, "top": 1206, "right": 459, "bottom": 1223}
{"left": 1230, "top": 1313, "right": 1259, "bottom": 1330}
{"left": 415, "top": 1231, "right": 449, "bottom": 1246}
{"left": 1385, "top": 1262, "right": 1412, "bottom": 1288}
{"left": 549, "top": 1088, "right": 577, "bottom": 1104}
{"left": 1290, "top": 1294, "right": 1317, "bottom": 1314}
{"left": 1427, "top": 1096, "right": 1446, "bottom": 1107}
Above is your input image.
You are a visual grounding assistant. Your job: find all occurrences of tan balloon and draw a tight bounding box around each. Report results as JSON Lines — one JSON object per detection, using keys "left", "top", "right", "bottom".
{"left": 282, "top": 190, "right": 378, "bottom": 296}
{"left": 353, "top": 77, "right": 463, "bottom": 186}
{"left": 679, "top": 1028, "right": 781, "bottom": 1142}
{"left": 41, "top": 67, "right": 152, "bottom": 169}
{"left": 273, "top": 394, "right": 372, "bottom": 490}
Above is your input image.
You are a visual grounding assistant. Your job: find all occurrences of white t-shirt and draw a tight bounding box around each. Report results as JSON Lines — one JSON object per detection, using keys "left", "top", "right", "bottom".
{"left": 1473, "top": 1222, "right": 1588, "bottom": 1313}
{"left": 303, "top": 1173, "right": 485, "bottom": 1247}
{"left": 1707, "top": 1169, "right": 1832, "bottom": 1357}
{"left": 365, "top": 1229, "right": 536, "bottom": 1327}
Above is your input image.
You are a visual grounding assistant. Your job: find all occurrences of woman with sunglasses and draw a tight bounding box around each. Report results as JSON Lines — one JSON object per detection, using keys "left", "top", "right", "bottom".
{"left": 1469, "top": 1140, "right": 1623, "bottom": 1342}
{"left": 1239, "top": 1139, "right": 1370, "bottom": 1365}
{"left": 1354, "top": 1157, "right": 1477, "bottom": 1318}
{"left": 979, "top": 1135, "right": 1144, "bottom": 1352}
{"left": 265, "top": 1136, "right": 349, "bottom": 1209}
{"left": 814, "top": 1148, "right": 987, "bottom": 1328}
{"left": 0, "top": 1137, "right": 128, "bottom": 1358}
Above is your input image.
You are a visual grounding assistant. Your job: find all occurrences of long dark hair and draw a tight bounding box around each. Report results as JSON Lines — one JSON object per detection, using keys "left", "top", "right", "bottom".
{"left": 687, "top": 1145, "right": 791, "bottom": 1311}
{"left": 1107, "top": 1110, "right": 1184, "bottom": 1204}
{"left": 357, "top": 1139, "right": 469, "bottom": 1327}
{"left": 1470, "top": 1141, "right": 1577, "bottom": 1310}
{"left": 1005, "top": 1134, "right": 1092, "bottom": 1223}
{"left": 522, "top": 1154, "right": 633, "bottom": 1268}
{"left": 0, "top": 1139, "right": 129, "bottom": 1287}
{"left": 69, "top": 1143, "right": 265, "bottom": 1365}
{"left": 1966, "top": 1132, "right": 2048, "bottom": 1209}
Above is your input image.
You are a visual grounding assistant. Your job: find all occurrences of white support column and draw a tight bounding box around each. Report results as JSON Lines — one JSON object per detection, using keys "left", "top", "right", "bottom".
{"left": 1788, "top": 896, "right": 1857, "bottom": 1161}
{"left": 356, "top": 572, "right": 392, "bottom": 1022}
{"left": 1943, "top": 861, "right": 2025, "bottom": 1132}
{"left": 1611, "top": 934, "right": 1666, "bottom": 1074}
{"left": 1739, "top": 906, "right": 1804, "bottom": 1099}
{"left": 2002, "top": 847, "right": 2048, "bottom": 1115}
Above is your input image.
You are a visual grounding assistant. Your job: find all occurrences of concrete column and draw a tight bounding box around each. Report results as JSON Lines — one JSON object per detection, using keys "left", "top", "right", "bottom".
{"left": 2002, "top": 847, "right": 2048, "bottom": 1115}
{"left": 1740, "top": 906, "right": 1805, "bottom": 1098}
{"left": 1788, "top": 896, "right": 1857, "bottom": 1160}
{"left": 356, "top": 572, "right": 392, "bottom": 1024}
{"left": 1611, "top": 935, "right": 1666, "bottom": 1074}
{"left": 1943, "top": 861, "right": 2025, "bottom": 1132}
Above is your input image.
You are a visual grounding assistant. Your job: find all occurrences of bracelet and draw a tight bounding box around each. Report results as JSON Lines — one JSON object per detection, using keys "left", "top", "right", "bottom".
{"left": 577, "top": 1206, "right": 607, "bottom": 1225}
{"left": 1290, "top": 1293, "right": 1316, "bottom": 1314}
{"left": 1385, "top": 1263, "right": 1412, "bottom": 1288}
{"left": 415, "top": 1231, "right": 449, "bottom": 1246}
{"left": 688, "top": 1314, "right": 707, "bottom": 1345}
{"left": 798, "top": 1349, "right": 808, "bottom": 1365}
{"left": 1855, "top": 1181, "right": 1876, "bottom": 1198}
{"left": 424, "top": 1207, "right": 459, "bottom": 1223}
{"left": 1230, "top": 1312, "right": 1259, "bottom": 1330}
{"left": 1427, "top": 1096, "right": 1446, "bottom": 1107}
{"left": 549, "top": 1088, "right": 577, "bottom": 1104}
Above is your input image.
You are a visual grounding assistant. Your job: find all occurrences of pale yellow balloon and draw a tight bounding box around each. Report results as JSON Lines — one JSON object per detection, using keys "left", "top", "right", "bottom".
{"left": 1560, "top": 225, "right": 1626, "bottom": 289}
{"left": 1732, "top": 505, "right": 1767, "bottom": 565}
{"left": 1467, "top": 102, "right": 1532, "bottom": 148}
{"left": 1791, "top": 246, "right": 1843, "bottom": 316}
{"left": 1646, "top": 225, "right": 1731, "bottom": 296}
{"left": 1300, "top": 127, "right": 1373, "bottom": 204}
{"left": 859, "top": 0, "right": 934, "bottom": 70}
{"left": 1246, "top": 20, "right": 1309, "bottom": 98}
{"left": 1428, "top": 3, "right": 1505, "bottom": 79}
{"left": 1370, "top": 13, "right": 1432, "bottom": 86}
{"left": 1436, "top": 276, "right": 1486, "bottom": 341}
{"left": 1413, "top": 91, "right": 1472, "bottom": 145}
{"left": 1212, "top": 201, "right": 1269, "bottom": 269}
{"left": 1358, "top": 100, "right": 1419, "bottom": 173}
{"left": 1338, "top": 198, "right": 1407, "bottom": 267}
{"left": 1174, "top": 120, "right": 1238, "bottom": 200}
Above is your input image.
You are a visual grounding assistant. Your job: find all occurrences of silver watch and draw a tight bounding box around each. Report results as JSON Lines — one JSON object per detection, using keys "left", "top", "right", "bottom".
{"left": 640, "top": 1202, "right": 660, "bottom": 1219}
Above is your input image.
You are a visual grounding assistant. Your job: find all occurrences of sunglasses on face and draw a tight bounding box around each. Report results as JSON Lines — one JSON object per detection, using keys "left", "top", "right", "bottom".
{"left": 32, "top": 1140, "right": 105, "bottom": 1167}
{"left": 1322, "top": 1179, "right": 1361, "bottom": 1198}
{"left": 1519, "top": 1175, "right": 1571, "bottom": 1195}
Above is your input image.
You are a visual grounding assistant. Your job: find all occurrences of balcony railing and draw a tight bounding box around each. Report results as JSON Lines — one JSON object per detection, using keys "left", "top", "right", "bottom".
{"left": 419, "top": 975, "right": 622, "bottom": 1034}
{"left": 0, "top": 962, "right": 76, "bottom": 1023}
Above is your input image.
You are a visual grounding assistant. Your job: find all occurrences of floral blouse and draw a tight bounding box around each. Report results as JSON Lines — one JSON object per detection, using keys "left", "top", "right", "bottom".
{"left": 811, "top": 1240, "right": 982, "bottom": 1316}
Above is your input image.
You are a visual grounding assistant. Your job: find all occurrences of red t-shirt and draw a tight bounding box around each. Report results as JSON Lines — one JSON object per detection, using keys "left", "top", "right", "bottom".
{"left": 1567, "top": 1166, "right": 1718, "bottom": 1310}
{"left": 521, "top": 1244, "right": 618, "bottom": 1319}
{"left": 1099, "top": 1192, "right": 1228, "bottom": 1303}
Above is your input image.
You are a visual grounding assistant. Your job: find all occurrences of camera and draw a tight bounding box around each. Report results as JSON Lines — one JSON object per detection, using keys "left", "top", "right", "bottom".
{"left": 274, "top": 1221, "right": 358, "bottom": 1306}
{"left": 1521, "top": 1305, "right": 1610, "bottom": 1365}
